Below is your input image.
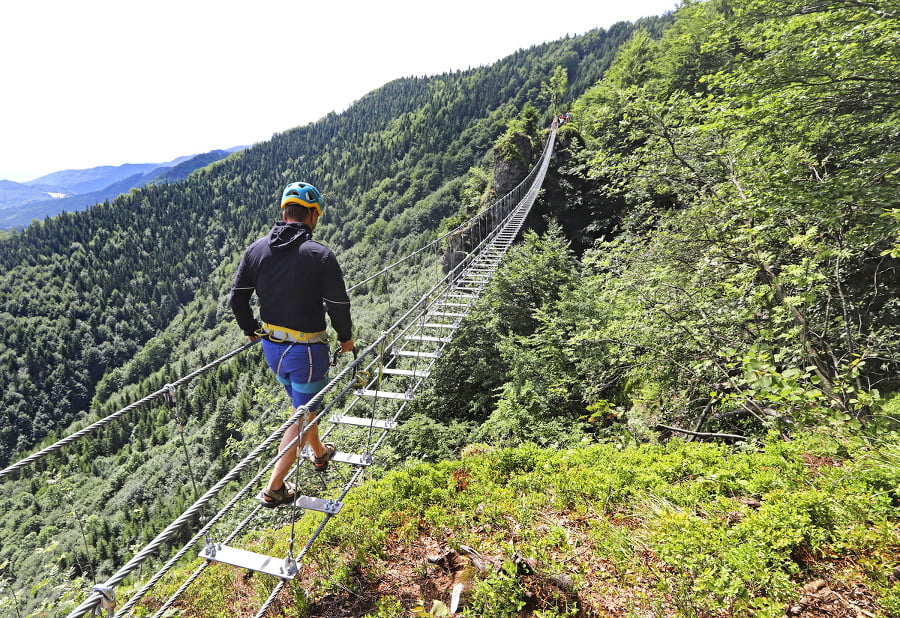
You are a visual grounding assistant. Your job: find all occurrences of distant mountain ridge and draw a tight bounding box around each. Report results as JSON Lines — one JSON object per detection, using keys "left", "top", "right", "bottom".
{"left": 0, "top": 146, "right": 246, "bottom": 228}
{"left": 28, "top": 162, "right": 174, "bottom": 194}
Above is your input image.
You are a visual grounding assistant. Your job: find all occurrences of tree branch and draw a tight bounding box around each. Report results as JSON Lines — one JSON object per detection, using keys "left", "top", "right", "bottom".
{"left": 755, "top": 256, "right": 838, "bottom": 400}
{"left": 656, "top": 424, "right": 747, "bottom": 441}
{"left": 836, "top": 0, "right": 895, "bottom": 19}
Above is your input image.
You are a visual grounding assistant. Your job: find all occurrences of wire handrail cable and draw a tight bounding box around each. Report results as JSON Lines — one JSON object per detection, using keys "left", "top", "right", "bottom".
{"left": 347, "top": 132, "right": 546, "bottom": 293}
{"left": 0, "top": 340, "right": 260, "bottom": 482}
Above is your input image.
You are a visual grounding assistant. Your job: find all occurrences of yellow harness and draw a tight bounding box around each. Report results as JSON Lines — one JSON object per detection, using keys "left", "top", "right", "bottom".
{"left": 258, "top": 323, "right": 329, "bottom": 344}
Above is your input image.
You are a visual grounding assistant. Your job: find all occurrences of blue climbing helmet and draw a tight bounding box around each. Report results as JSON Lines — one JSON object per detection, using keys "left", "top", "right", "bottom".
{"left": 281, "top": 181, "right": 323, "bottom": 217}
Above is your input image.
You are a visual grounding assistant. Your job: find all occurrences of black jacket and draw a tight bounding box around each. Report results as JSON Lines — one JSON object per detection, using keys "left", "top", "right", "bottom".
{"left": 229, "top": 221, "right": 352, "bottom": 342}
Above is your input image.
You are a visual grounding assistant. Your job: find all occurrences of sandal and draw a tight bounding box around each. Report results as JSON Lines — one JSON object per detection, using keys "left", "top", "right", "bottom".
{"left": 313, "top": 443, "right": 336, "bottom": 473}
{"left": 260, "top": 481, "right": 297, "bottom": 508}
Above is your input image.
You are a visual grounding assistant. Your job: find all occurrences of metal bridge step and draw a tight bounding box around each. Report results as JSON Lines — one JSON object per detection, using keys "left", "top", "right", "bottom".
{"left": 422, "top": 322, "right": 456, "bottom": 329}
{"left": 300, "top": 446, "right": 375, "bottom": 467}
{"left": 355, "top": 389, "right": 414, "bottom": 401}
{"left": 381, "top": 368, "right": 430, "bottom": 378}
{"left": 292, "top": 494, "right": 344, "bottom": 514}
{"left": 405, "top": 334, "right": 452, "bottom": 343}
{"left": 428, "top": 312, "right": 466, "bottom": 318}
{"left": 199, "top": 544, "right": 298, "bottom": 580}
{"left": 333, "top": 451, "right": 374, "bottom": 466}
{"left": 330, "top": 413, "right": 398, "bottom": 430}
{"left": 394, "top": 349, "right": 441, "bottom": 359}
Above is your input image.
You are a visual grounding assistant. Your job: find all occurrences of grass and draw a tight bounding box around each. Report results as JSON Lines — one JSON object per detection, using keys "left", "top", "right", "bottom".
{"left": 138, "top": 431, "right": 900, "bottom": 617}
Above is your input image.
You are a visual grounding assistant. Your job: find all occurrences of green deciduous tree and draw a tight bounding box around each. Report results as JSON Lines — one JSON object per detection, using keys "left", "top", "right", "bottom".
{"left": 566, "top": 0, "right": 900, "bottom": 432}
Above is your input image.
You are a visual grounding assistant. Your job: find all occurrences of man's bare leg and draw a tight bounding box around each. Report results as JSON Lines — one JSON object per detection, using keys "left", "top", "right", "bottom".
{"left": 266, "top": 407, "right": 327, "bottom": 491}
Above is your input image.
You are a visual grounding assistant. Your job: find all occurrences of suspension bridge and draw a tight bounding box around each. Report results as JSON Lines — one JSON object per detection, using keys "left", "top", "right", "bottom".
{"left": 0, "top": 124, "right": 557, "bottom": 618}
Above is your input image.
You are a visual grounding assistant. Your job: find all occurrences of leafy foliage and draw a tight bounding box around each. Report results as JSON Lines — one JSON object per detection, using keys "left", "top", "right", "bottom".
{"left": 553, "top": 0, "right": 900, "bottom": 434}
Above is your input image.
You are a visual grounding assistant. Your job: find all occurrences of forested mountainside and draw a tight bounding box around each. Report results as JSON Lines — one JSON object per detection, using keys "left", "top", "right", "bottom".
{"left": 411, "top": 0, "right": 900, "bottom": 453}
{"left": 0, "top": 17, "right": 660, "bottom": 615}
{"left": 2, "top": 0, "right": 899, "bottom": 615}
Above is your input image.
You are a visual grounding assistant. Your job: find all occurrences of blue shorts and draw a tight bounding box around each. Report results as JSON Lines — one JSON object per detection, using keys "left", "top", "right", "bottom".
{"left": 261, "top": 340, "right": 330, "bottom": 409}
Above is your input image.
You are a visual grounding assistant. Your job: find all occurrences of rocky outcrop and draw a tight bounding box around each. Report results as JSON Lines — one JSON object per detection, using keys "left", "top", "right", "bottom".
{"left": 492, "top": 132, "right": 533, "bottom": 196}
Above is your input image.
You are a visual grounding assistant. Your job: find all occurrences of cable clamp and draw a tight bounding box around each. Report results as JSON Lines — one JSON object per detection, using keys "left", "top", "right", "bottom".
{"left": 203, "top": 537, "right": 218, "bottom": 558}
{"left": 282, "top": 555, "right": 298, "bottom": 579}
{"left": 163, "top": 383, "right": 177, "bottom": 405}
{"left": 90, "top": 585, "right": 116, "bottom": 617}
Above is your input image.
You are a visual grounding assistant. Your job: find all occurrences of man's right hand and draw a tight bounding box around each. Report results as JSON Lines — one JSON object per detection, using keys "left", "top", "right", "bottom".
{"left": 340, "top": 338, "right": 354, "bottom": 353}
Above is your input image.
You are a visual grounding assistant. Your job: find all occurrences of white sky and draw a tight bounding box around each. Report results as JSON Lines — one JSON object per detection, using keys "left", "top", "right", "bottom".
{"left": 0, "top": 0, "right": 679, "bottom": 183}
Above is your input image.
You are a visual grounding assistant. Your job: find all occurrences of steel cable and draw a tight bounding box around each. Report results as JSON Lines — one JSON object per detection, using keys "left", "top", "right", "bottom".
{"left": 0, "top": 340, "right": 259, "bottom": 481}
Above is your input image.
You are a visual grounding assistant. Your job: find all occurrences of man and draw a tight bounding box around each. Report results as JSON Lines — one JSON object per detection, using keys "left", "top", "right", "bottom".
{"left": 229, "top": 181, "right": 354, "bottom": 508}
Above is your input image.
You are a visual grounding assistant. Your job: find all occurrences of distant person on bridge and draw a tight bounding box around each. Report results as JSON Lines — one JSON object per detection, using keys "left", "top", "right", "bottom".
{"left": 229, "top": 181, "right": 354, "bottom": 508}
